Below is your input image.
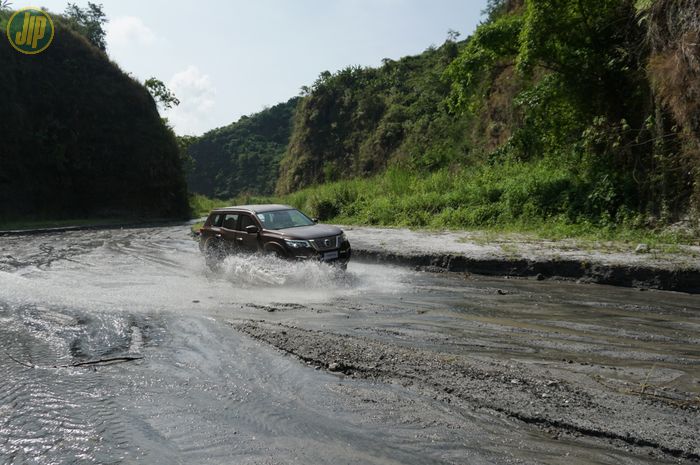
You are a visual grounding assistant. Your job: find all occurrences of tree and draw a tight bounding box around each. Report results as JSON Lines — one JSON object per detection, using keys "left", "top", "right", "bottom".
{"left": 144, "top": 77, "right": 180, "bottom": 109}
{"left": 64, "top": 2, "right": 108, "bottom": 51}
{"left": 175, "top": 134, "right": 197, "bottom": 173}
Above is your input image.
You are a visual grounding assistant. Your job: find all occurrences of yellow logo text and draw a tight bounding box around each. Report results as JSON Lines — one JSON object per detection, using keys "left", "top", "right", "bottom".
{"left": 6, "top": 7, "right": 54, "bottom": 55}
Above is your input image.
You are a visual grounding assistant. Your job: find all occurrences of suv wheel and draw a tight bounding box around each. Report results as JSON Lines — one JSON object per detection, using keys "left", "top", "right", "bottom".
{"left": 204, "top": 237, "right": 226, "bottom": 268}
{"left": 264, "top": 245, "right": 286, "bottom": 259}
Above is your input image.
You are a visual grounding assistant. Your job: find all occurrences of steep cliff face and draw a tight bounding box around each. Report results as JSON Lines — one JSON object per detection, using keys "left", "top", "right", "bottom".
{"left": 0, "top": 15, "right": 189, "bottom": 220}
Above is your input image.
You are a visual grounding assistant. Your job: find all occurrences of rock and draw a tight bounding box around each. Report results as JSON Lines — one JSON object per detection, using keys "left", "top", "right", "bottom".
{"left": 635, "top": 243, "right": 649, "bottom": 254}
{"left": 328, "top": 362, "right": 341, "bottom": 372}
{"left": 536, "top": 273, "right": 545, "bottom": 281}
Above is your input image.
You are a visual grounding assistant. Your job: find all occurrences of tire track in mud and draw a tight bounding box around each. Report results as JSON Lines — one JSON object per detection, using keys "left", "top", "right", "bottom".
{"left": 233, "top": 320, "right": 700, "bottom": 463}
{"left": 0, "top": 227, "right": 188, "bottom": 273}
{"left": 0, "top": 234, "right": 106, "bottom": 272}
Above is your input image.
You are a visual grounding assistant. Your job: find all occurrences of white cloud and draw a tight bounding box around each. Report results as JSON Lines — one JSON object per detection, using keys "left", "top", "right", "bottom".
{"left": 164, "top": 66, "right": 217, "bottom": 135}
{"left": 106, "top": 16, "right": 157, "bottom": 47}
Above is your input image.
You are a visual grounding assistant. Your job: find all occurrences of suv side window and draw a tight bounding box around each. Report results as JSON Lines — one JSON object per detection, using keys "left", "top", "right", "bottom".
{"left": 238, "top": 214, "right": 256, "bottom": 231}
{"left": 222, "top": 213, "right": 239, "bottom": 230}
{"left": 208, "top": 214, "right": 223, "bottom": 227}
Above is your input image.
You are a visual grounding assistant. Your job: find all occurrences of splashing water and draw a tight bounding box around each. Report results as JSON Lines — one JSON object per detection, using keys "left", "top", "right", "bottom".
{"left": 0, "top": 226, "right": 411, "bottom": 313}
{"left": 216, "top": 253, "right": 355, "bottom": 288}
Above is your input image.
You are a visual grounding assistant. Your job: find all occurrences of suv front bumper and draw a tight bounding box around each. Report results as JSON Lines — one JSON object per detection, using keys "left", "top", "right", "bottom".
{"left": 291, "top": 244, "right": 351, "bottom": 265}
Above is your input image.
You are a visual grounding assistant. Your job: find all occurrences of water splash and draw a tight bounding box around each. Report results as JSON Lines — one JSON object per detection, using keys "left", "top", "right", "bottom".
{"left": 216, "top": 253, "right": 355, "bottom": 288}
{"left": 0, "top": 226, "right": 411, "bottom": 311}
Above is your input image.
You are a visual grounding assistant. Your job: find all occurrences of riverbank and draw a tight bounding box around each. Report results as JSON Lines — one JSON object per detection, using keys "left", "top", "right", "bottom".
{"left": 345, "top": 226, "right": 700, "bottom": 293}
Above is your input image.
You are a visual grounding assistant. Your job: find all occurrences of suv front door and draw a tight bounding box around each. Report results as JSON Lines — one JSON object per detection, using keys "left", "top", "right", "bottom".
{"left": 235, "top": 213, "right": 261, "bottom": 252}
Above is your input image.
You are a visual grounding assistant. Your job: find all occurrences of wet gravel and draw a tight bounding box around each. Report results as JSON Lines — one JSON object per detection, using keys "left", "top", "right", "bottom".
{"left": 235, "top": 320, "right": 699, "bottom": 461}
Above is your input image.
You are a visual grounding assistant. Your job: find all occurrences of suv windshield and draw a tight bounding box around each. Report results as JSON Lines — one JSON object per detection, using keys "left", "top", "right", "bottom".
{"left": 256, "top": 209, "right": 315, "bottom": 230}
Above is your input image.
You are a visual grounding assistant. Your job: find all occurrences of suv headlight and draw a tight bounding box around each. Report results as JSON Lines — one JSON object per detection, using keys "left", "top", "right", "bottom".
{"left": 285, "top": 239, "right": 311, "bottom": 249}
{"left": 340, "top": 232, "right": 348, "bottom": 243}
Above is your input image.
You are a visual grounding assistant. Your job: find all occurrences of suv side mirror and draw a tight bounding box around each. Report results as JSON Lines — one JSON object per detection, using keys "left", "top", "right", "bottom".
{"left": 245, "top": 225, "right": 259, "bottom": 234}
{"left": 312, "top": 217, "right": 319, "bottom": 223}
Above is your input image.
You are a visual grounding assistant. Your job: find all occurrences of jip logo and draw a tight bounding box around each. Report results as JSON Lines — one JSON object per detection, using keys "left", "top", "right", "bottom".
{"left": 6, "top": 7, "right": 54, "bottom": 54}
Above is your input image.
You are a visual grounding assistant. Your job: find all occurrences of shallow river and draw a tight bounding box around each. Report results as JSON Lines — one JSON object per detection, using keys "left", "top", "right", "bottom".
{"left": 0, "top": 225, "right": 698, "bottom": 464}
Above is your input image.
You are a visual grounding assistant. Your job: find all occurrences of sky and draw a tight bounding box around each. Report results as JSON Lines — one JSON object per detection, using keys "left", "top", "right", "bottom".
{"left": 16, "top": 0, "right": 488, "bottom": 135}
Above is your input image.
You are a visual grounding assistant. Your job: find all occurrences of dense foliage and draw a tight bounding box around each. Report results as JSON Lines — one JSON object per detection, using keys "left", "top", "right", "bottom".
{"left": 7, "top": 1, "right": 693, "bottom": 233}
{"left": 186, "top": 97, "right": 299, "bottom": 198}
{"left": 270, "top": 0, "right": 699, "bottom": 232}
{"left": 0, "top": 11, "right": 189, "bottom": 221}
{"left": 441, "top": 0, "right": 698, "bottom": 227}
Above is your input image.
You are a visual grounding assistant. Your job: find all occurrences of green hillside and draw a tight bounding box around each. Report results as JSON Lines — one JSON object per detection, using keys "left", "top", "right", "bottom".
{"left": 275, "top": 42, "right": 470, "bottom": 194}
{"left": 271, "top": 0, "right": 699, "bottom": 237}
{"left": 0, "top": 9, "right": 189, "bottom": 222}
{"left": 186, "top": 97, "right": 299, "bottom": 198}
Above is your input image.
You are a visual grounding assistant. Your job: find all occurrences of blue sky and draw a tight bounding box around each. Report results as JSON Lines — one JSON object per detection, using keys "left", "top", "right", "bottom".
{"left": 17, "top": 0, "right": 488, "bottom": 135}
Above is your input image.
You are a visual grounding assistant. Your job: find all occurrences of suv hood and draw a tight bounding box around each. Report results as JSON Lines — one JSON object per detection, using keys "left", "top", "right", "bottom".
{"left": 273, "top": 224, "right": 342, "bottom": 239}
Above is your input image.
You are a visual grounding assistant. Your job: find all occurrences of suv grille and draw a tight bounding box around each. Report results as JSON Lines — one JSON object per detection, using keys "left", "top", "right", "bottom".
{"left": 310, "top": 235, "right": 339, "bottom": 251}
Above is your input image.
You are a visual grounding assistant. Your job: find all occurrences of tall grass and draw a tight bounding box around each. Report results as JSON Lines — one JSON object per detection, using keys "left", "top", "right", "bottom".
{"left": 279, "top": 162, "right": 696, "bottom": 244}
{"left": 189, "top": 194, "right": 231, "bottom": 218}
{"left": 191, "top": 161, "right": 697, "bottom": 244}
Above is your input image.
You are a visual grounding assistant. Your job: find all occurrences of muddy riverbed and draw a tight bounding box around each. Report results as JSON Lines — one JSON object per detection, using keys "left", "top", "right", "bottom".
{"left": 0, "top": 225, "right": 698, "bottom": 464}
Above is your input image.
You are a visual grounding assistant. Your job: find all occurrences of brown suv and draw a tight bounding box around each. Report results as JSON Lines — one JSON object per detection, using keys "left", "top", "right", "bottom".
{"left": 199, "top": 204, "right": 351, "bottom": 267}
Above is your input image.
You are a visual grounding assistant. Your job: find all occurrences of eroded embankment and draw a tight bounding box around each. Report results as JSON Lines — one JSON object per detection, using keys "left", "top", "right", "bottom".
{"left": 234, "top": 320, "right": 700, "bottom": 462}
{"left": 353, "top": 249, "right": 700, "bottom": 293}
{"left": 346, "top": 226, "right": 700, "bottom": 293}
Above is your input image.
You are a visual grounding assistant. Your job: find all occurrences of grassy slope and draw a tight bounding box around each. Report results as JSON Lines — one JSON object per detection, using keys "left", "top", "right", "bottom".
{"left": 188, "top": 174, "right": 697, "bottom": 248}
{"left": 285, "top": 171, "right": 698, "bottom": 245}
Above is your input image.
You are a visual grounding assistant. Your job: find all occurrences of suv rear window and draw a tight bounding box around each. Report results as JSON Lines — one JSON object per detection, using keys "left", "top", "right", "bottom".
{"left": 207, "top": 213, "right": 223, "bottom": 227}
